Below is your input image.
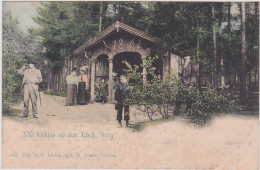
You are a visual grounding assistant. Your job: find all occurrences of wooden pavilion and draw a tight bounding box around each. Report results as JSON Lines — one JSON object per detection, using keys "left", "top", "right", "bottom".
{"left": 63, "top": 21, "right": 184, "bottom": 102}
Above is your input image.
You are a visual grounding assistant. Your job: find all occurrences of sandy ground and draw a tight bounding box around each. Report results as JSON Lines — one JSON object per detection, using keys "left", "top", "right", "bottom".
{"left": 2, "top": 93, "right": 259, "bottom": 169}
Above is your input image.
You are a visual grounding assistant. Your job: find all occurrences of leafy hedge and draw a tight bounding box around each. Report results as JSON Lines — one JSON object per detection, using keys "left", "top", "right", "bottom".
{"left": 125, "top": 74, "right": 180, "bottom": 120}
{"left": 123, "top": 55, "right": 238, "bottom": 124}
{"left": 182, "top": 87, "right": 237, "bottom": 124}
{"left": 2, "top": 53, "right": 26, "bottom": 115}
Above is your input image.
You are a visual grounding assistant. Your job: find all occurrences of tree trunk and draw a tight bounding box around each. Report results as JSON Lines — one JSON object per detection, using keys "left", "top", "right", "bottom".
{"left": 48, "top": 70, "right": 52, "bottom": 92}
{"left": 240, "top": 2, "right": 248, "bottom": 105}
{"left": 99, "top": 2, "right": 103, "bottom": 33}
{"left": 255, "top": 3, "right": 259, "bottom": 74}
{"left": 249, "top": 73, "right": 251, "bottom": 91}
{"left": 59, "top": 71, "right": 62, "bottom": 91}
{"left": 220, "top": 56, "right": 225, "bottom": 89}
{"left": 227, "top": 3, "right": 231, "bottom": 33}
{"left": 196, "top": 18, "right": 201, "bottom": 90}
{"left": 117, "top": 2, "right": 121, "bottom": 22}
{"left": 212, "top": 4, "right": 218, "bottom": 92}
{"left": 52, "top": 74, "right": 54, "bottom": 91}
{"left": 56, "top": 73, "right": 59, "bottom": 91}
{"left": 226, "top": 3, "right": 231, "bottom": 87}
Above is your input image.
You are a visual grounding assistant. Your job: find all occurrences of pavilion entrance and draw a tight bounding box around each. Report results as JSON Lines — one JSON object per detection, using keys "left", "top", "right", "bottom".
{"left": 113, "top": 52, "right": 163, "bottom": 82}
{"left": 113, "top": 52, "right": 142, "bottom": 78}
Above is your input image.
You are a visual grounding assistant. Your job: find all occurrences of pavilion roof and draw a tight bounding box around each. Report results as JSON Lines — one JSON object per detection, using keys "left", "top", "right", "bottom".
{"left": 72, "top": 21, "right": 159, "bottom": 56}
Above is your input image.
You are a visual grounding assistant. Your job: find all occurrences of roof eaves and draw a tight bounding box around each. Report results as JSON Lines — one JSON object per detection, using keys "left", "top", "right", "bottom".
{"left": 72, "top": 21, "right": 162, "bottom": 56}
{"left": 73, "top": 22, "right": 118, "bottom": 55}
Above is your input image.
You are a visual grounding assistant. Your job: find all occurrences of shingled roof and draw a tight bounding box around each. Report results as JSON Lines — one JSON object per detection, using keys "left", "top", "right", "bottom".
{"left": 72, "top": 21, "right": 159, "bottom": 56}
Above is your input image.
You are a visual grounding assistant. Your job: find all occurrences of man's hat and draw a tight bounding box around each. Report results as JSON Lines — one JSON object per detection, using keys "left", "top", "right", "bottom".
{"left": 27, "top": 58, "right": 37, "bottom": 65}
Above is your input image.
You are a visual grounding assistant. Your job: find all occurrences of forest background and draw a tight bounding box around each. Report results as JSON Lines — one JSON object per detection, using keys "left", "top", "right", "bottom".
{"left": 2, "top": 2, "right": 259, "bottom": 116}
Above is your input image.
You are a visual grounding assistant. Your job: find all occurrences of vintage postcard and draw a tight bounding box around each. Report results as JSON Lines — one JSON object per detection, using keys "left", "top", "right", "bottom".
{"left": 2, "top": 1, "right": 259, "bottom": 169}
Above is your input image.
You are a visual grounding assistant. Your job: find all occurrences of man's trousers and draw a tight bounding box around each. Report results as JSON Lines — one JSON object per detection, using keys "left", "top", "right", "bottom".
{"left": 117, "top": 102, "right": 130, "bottom": 121}
{"left": 23, "top": 84, "right": 38, "bottom": 116}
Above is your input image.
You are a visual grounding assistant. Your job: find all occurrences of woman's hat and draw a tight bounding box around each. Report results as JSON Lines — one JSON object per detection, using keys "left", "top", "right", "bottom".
{"left": 80, "top": 66, "right": 88, "bottom": 71}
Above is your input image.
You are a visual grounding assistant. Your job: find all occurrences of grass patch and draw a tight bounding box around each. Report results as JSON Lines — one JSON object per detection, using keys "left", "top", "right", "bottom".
{"left": 227, "top": 110, "right": 259, "bottom": 117}
{"left": 10, "top": 108, "right": 22, "bottom": 115}
{"left": 2, "top": 107, "right": 22, "bottom": 116}
{"left": 130, "top": 117, "right": 175, "bottom": 132}
{"left": 45, "top": 90, "right": 66, "bottom": 97}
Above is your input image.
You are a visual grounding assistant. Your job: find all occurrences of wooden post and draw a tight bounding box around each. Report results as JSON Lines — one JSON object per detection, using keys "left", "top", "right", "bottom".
{"left": 108, "top": 58, "right": 113, "bottom": 103}
{"left": 142, "top": 55, "right": 147, "bottom": 85}
{"left": 87, "top": 65, "right": 91, "bottom": 92}
{"left": 90, "top": 61, "right": 96, "bottom": 103}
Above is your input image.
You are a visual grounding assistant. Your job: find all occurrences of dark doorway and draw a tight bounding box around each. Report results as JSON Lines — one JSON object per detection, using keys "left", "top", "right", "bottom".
{"left": 95, "top": 54, "right": 109, "bottom": 84}
{"left": 113, "top": 52, "right": 142, "bottom": 77}
{"left": 151, "top": 57, "right": 163, "bottom": 80}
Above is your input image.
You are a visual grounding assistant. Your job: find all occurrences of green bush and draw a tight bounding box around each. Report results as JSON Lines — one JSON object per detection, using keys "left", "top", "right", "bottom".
{"left": 2, "top": 53, "right": 26, "bottom": 116}
{"left": 124, "top": 55, "right": 180, "bottom": 120}
{"left": 185, "top": 88, "right": 238, "bottom": 124}
{"left": 123, "top": 54, "right": 238, "bottom": 124}
{"left": 2, "top": 101, "right": 12, "bottom": 115}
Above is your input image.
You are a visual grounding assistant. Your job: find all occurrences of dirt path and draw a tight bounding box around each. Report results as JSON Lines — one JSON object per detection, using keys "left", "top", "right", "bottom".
{"left": 7, "top": 92, "right": 150, "bottom": 125}
{"left": 2, "top": 93, "right": 259, "bottom": 169}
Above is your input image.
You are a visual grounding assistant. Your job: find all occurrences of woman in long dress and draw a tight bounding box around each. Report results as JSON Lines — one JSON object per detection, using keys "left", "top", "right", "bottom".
{"left": 66, "top": 68, "right": 79, "bottom": 106}
{"left": 77, "top": 67, "right": 88, "bottom": 104}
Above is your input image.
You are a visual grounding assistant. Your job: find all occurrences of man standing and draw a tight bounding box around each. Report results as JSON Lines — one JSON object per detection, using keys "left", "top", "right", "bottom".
{"left": 18, "top": 61, "right": 42, "bottom": 118}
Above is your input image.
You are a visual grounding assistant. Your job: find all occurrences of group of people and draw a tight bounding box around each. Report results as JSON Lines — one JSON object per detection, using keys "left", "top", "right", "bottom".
{"left": 65, "top": 67, "right": 89, "bottom": 106}
{"left": 18, "top": 62, "right": 131, "bottom": 127}
{"left": 65, "top": 66, "right": 109, "bottom": 106}
{"left": 65, "top": 68, "right": 130, "bottom": 127}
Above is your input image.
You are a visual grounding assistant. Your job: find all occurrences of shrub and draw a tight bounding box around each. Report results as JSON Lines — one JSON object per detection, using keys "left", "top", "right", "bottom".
{"left": 187, "top": 88, "right": 238, "bottom": 124}
{"left": 2, "top": 101, "right": 12, "bottom": 115}
{"left": 123, "top": 54, "right": 238, "bottom": 124}
{"left": 124, "top": 55, "right": 180, "bottom": 120}
{"left": 2, "top": 53, "right": 26, "bottom": 116}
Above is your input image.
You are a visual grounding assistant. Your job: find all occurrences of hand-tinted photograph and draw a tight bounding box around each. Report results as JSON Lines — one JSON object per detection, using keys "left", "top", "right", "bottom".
{"left": 2, "top": 1, "right": 259, "bottom": 169}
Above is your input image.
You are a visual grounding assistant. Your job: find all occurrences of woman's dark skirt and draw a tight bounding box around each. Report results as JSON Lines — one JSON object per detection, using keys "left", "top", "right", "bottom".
{"left": 78, "top": 82, "right": 86, "bottom": 104}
